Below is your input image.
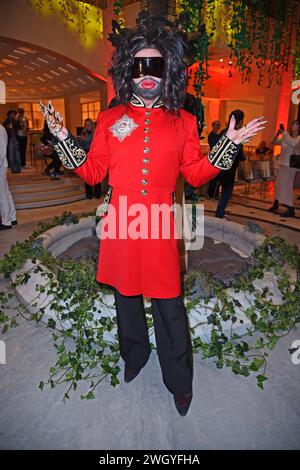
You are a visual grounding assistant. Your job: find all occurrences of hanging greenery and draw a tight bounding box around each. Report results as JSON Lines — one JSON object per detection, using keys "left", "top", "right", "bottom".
{"left": 293, "top": 32, "right": 300, "bottom": 80}
{"left": 112, "top": 0, "right": 125, "bottom": 29}
{"left": 29, "top": 0, "right": 104, "bottom": 48}
{"left": 29, "top": 1, "right": 300, "bottom": 84}
{"left": 177, "top": 0, "right": 300, "bottom": 91}
{"left": 176, "top": 0, "right": 214, "bottom": 133}
{"left": 1, "top": 213, "right": 300, "bottom": 400}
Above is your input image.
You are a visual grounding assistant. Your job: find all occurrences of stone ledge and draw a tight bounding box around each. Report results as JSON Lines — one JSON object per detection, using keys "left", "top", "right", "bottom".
{"left": 204, "top": 217, "right": 265, "bottom": 257}
{"left": 11, "top": 216, "right": 294, "bottom": 342}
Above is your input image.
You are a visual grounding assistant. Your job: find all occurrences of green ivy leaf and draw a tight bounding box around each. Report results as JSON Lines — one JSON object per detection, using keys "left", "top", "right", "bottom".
{"left": 256, "top": 374, "right": 268, "bottom": 389}
{"left": 81, "top": 391, "right": 95, "bottom": 400}
{"left": 268, "top": 336, "right": 278, "bottom": 350}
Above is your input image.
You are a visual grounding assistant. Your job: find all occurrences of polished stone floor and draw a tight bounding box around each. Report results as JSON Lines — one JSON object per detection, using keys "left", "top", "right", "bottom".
{"left": 0, "top": 167, "right": 300, "bottom": 450}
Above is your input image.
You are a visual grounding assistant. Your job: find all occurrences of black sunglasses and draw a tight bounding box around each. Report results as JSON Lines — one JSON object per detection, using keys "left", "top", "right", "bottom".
{"left": 132, "top": 57, "right": 165, "bottom": 79}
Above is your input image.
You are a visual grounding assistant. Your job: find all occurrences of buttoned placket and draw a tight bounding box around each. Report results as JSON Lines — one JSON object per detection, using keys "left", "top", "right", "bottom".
{"left": 141, "top": 108, "right": 152, "bottom": 196}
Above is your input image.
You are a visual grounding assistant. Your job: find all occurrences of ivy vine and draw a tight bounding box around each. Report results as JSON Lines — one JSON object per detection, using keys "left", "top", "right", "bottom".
{"left": 29, "top": 0, "right": 104, "bottom": 47}
{"left": 113, "top": 0, "right": 125, "bottom": 29}
{"left": 178, "top": 0, "right": 300, "bottom": 90}
{"left": 1, "top": 213, "right": 300, "bottom": 400}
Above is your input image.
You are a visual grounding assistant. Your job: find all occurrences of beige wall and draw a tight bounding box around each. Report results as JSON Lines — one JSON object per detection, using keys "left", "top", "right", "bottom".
{"left": 0, "top": 0, "right": 113, "bottom": 81}
{"left": 0, "top": 0, "right": 139, "bottom": 115}
{"left": 64, "top": 90, "right": 104, "bottom": 135}
{"left": 64, "top": 95, "right": 81, "bottom": 136}
{"left": 0, "top": 0, "right": 124, "bottom": 127}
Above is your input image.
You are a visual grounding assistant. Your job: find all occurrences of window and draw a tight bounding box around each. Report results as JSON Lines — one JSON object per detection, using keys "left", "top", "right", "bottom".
{"left": 81, "top": 100, "right": 100, "bottom": 125}
{"left": 32, "top": 103, "right": 44, "bottom": 130}
{"left": 17, "top": 102, "right": 44, "bottom": 130}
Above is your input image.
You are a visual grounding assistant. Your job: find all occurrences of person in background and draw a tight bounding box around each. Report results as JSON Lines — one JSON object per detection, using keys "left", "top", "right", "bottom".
{"left": 268, "top": 120, "right": 300, "bottom": 217}
{"left": 40, "top": 120, "right": 62, "bottom": 177}
{"left": 79, "top": 118, "right": 102, "bottom": 199}
{"left": 208, "top": 120, "right": 221, "bottom": 148}
{"left": 0, "top": 123, "right": 17, "bottom": 230}
{"left": 2, "top": 110, "right": 21, "bottom": 173}
{"left": 183, "top": 93, "right": 203, "bottom": 199}
{"left": 16, "top": 107, "right": 30, "bottom": 168}
{"left": 256, "top": 140, "right": 272, "bottom": 159}
{"left": 215, "top": 110, "right": 246, "bottom": 219}
{"left": 183, "top": 93, "right": 202, "bottom": 137}
{"left": 207, "top": 120, "right": 221, "bottom": 199}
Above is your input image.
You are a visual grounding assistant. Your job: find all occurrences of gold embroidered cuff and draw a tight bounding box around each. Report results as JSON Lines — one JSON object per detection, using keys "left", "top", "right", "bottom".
{"left": 208, "top": 134, "right": 240, "bottom": 170}
{"left": 53, "top": 133, "right": 87, "bottom": 170}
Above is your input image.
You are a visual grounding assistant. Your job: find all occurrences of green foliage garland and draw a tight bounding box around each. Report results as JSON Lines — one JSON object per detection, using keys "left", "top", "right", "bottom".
{"left": 29, "top": 0, "right": 104, "bottom": 47}
{"left": 1, "top": 213, "right": 300, "bottom": 399}
{"left": 113, "top": 0, "right": 125, "bottom": 28}
{"left": 179, "top": 0, "right": 300, "bottom": 90}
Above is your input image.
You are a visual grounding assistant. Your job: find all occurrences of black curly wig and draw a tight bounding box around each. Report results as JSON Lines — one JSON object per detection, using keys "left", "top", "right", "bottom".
{"left": 108, "top": 11, "right": 189, "bottom": 114}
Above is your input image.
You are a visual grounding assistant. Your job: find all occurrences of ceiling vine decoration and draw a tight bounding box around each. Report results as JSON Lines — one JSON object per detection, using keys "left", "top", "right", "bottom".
{"left": 112, "top": 0, "right": 125, "bottom": 29}
{"left": 30, "top": 0, "right": 300, "bottom": 96}
{"left": 29, "top": 0, "right": 104, "bottom": 48}
{"left": 177, "top": 0, "right": 300, "bottom": 96}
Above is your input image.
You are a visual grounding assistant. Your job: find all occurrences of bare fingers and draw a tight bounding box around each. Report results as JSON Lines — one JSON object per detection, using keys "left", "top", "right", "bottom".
{"left": 244, "top": 125, "right": 266, "bottom": 138}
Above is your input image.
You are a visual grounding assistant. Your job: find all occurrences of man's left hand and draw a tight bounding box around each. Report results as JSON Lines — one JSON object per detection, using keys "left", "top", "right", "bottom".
{"left": 226, "top": 115, "right": 267, "bottom": 145}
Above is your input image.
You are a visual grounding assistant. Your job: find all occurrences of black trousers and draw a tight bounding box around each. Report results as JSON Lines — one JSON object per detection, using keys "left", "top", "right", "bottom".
{"left": 208, "top": 175, "right": 220, "bottom": 199}
{"left": 45, "top": 152, "right": 62, "bottom": 173}
{"left": 17, "top": 136, "right": 27, "bottom": 167}
{"left": 85, "top": 182, "right": 102, "bottom": 199}
{"left": 113, "top": 288, "right": 193, "bottom": 396}
{"left": 215, "top": 171, "right": 235, "bottom": 218}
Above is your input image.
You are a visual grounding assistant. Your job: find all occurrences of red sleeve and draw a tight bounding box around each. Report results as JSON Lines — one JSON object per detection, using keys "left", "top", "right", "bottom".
{"left": 73, "top": 112, "right": 110, "bottom": 186}
{"left": 179, "top": 116, "right": 220, "bottom": 187}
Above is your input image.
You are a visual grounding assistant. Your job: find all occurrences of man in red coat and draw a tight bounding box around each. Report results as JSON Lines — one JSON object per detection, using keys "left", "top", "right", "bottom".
{"left": 40, "top": 12, "right": 265, "bottom": 416}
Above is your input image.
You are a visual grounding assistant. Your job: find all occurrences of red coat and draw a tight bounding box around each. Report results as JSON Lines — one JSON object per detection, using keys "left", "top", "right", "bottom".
{"left": 72, "top": 98, "right": 221, "bottom": 298}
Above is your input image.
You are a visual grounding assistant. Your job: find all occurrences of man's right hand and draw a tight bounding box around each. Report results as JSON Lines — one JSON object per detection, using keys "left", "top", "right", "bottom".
{"left": 39, "top": 99, "right": 68, "bottom": 141}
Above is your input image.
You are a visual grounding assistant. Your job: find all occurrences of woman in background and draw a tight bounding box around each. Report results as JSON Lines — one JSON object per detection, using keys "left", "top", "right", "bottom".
{"left": 269, "top": 120, "right": 300, "bottom": 217}
{"left": 79, "top": 118, "right": 102, "bottom": 199}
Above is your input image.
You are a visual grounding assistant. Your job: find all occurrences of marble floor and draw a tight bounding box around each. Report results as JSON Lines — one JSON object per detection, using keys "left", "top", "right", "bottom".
{"left": 0, "top": 169, "right": 300, "bottom": 450}
{"left": 1, "top": 304, "right": 300, "bottom": 450}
